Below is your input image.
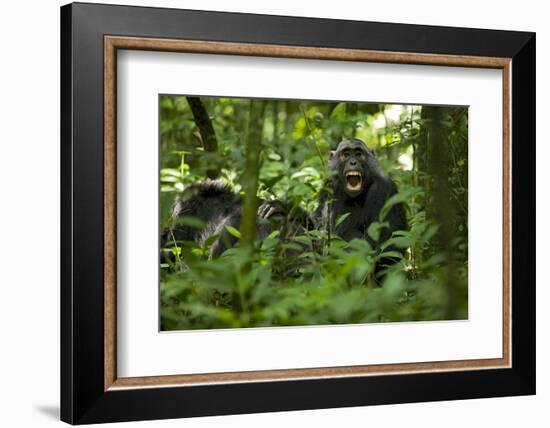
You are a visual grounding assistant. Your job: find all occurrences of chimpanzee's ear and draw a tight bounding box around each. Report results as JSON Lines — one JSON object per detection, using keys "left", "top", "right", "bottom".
{"left": 330, "top": 150, "right": 336, "bottom": 158}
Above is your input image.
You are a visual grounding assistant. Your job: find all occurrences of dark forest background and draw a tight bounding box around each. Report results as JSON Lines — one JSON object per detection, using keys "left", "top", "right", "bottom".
{"left": 159, "top": 96, "right": 468, "bottom": 331}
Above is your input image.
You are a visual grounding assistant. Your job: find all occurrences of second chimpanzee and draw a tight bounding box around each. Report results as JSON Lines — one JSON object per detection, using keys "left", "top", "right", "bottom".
{"left": 317, "top": 138, "right": 407, "bottom": 274}
{"left": 161, "top": 180, "right": 311, "bottom": 262}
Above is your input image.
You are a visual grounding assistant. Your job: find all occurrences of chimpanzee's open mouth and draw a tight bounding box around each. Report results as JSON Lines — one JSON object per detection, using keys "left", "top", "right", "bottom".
{"left": 345, "top": 171, "right": 362, "bottom": 192}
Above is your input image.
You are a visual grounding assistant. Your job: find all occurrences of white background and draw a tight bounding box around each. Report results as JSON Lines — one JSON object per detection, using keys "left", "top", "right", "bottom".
{"left": 118, "top": 51, "right": 503, "bottom": 377}
{"left": 0, "top": 0, "right": 546, "bottom": 427}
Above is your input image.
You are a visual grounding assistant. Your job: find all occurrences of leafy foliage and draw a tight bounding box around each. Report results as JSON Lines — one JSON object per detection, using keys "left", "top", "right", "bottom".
{"left": 160, "top": 96, "right": 468, "bottom": 330}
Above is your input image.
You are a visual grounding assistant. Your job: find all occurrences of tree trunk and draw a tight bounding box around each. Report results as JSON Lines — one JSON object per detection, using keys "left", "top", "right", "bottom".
{"left": 239, "top": 99, "right": 267, "bottom": 250}
{"left": 422, "top": 106, "right": 458, "bottom": 319}
{"left": 186, "top": 96, "right": 220, "bottom": 179}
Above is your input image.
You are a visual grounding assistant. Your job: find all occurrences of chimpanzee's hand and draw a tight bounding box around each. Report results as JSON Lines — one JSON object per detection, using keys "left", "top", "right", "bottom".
{"left": 258, "top": 200, "right": 286, "bottom": 220}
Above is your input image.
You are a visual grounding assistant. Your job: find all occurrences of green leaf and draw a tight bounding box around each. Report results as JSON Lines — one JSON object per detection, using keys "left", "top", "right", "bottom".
{"left": 203, "top": 233, "right": 221, "bottom": 248}
{"left": 378, "top": 251, "right": 404, "bottom": 260}
{"left": 224, "top": 225, "right": 241, "bottom": 239}
{"left": 160, "top": 167, "right": 184, "bottom": 178}
{"left": 367, "top": 221, "right": 387, "bottom": 242}
{"left": 330, "top": 102, "right": 346, "bottom": 120}
{"left": 173, "top": 216, "right": 206, "bottom": 229}
{"left": 379, "top": 187, "right": 423, "bottom": 221}
{"left": 423, "top": 224, "right": 439, "bottom": 241}
{"left": 380, "top": 236, "right": 411, "bottom": 250}
{"left": 266, "top": 230, "right": 280, "bottom": 240}
{"left": 335, "top": 212, "right": 351, "bottom": 227}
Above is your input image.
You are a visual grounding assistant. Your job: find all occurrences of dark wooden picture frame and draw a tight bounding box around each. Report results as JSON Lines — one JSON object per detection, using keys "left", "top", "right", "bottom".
{"left": 61, "top": 2, "right": 535, "bottom": 424}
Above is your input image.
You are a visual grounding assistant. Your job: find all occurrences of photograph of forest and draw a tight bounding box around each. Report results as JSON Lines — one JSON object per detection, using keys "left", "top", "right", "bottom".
{"left": 159, "top": 95, "right": 468, "bottom": 331}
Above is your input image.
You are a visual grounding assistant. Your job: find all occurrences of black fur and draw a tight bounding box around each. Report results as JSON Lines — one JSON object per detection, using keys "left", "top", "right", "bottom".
{"left": 317, "top": 138, "right": 407, "bottom": 274}
{"left": 161, "top": 180, "right": 300, "bottom": 260}
{"left": 165, "top": 181, "right": 244, "bottom": 257}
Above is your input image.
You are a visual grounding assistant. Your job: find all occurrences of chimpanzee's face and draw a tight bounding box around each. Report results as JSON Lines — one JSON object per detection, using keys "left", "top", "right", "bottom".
{"left": 330, "top": 139, "right": 373, "bottom": 198}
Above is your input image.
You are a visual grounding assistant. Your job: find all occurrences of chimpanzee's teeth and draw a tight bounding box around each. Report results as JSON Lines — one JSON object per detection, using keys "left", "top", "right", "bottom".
{"left": 345, "top": 172, "right": 362, "bottom": 191}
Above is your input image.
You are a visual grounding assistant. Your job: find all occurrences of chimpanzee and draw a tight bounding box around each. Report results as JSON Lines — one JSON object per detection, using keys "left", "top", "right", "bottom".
{"left": 317, "top": 138, "right": 407, "bottom": 274}
{"left": 161, "top": 180, "right": 309, "bottom": 261}
{"left": 162, "top": 138, "right": 406, "bottom": 277}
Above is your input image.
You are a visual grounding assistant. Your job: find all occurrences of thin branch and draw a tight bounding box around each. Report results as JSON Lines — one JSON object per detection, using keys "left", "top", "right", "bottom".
{"left": 186, "top": 96, "right": 220, "bottom": 179}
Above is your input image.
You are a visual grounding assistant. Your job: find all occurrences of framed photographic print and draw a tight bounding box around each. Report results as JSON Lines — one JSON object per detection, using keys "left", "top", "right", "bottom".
{"left": 60, "top": 2, "right": 536, "bottom": 424}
